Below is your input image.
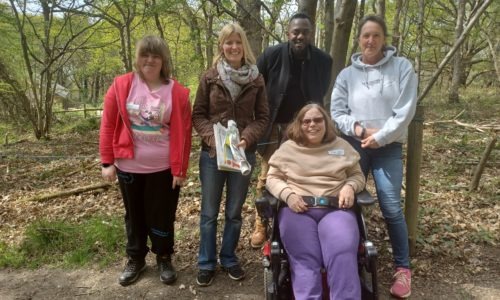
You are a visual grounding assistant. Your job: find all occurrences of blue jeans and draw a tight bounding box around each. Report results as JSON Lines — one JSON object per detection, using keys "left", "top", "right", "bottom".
{"left": 344, "top": 136, "right": 410, "bottom": 268}
{"left": 198, "top": 150, "right": 256, "bottom": 270}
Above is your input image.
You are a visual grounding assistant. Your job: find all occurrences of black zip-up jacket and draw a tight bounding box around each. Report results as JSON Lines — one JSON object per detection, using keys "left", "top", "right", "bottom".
{"left": 256, "top": 42, "right": 333, "bottom": 149}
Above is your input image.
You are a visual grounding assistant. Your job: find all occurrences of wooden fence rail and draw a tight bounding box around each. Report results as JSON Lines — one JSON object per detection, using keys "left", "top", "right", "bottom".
{"left": 53, "top": 104, "right": 103, "bottom": 118}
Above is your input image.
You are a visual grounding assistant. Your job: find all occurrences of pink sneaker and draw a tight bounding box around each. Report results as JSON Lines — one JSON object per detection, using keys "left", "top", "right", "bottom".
{"left": 390, "top": 267, "right": 411, "bottom": 298}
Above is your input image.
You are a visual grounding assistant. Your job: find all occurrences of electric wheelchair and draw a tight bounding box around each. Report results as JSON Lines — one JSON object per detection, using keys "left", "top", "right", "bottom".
{"left": 255, "top": 189, "right": 378, "bottom": 300}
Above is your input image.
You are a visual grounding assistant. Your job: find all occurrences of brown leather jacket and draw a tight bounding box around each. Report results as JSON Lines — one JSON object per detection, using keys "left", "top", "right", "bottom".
{"left": 192, "top": 67, "right": 269, "bottom": 157}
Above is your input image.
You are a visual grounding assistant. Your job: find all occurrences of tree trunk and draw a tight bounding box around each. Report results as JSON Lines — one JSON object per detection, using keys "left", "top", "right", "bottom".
{"left": 202, "top": 3, "right": 215, "bottom": 69}
{"left": 485, "top": 34, "right": 500, "bottom": 83}
{"left": 375, "top": 0, "right": 386, "bottom": 19}
{"left": 448, "top": 0, "right": 466, "bottom": 103}
{"left": 325, "top": 0, "right": 357, "bottom": 111}
{"left": 348, "top": 0, "right": 365, "bottom": 62}
{"left": 298, "top": 0, "right": 318, "bottom": 45}
{"left": 392, "top": 0, "right": 403, "bottom": 50}
{"left": 323, "top": 0, "right": 335, "bottom": 53}
{"left": 237, "top": 0, "right": 262, "bottom": 57}
{"left": 415, "top": 0, "right": 425, "bottom": 94}
{"left": 151, "top": 0, "right": 176, "bottom": 76}
{"left": 93, "top": 73, "right": 101, "bottom": 105}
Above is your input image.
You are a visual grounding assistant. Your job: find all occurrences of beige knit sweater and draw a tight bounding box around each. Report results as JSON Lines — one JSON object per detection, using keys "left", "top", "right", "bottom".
{"left": 266, "top": 137, "right": 365, "bottom": 202}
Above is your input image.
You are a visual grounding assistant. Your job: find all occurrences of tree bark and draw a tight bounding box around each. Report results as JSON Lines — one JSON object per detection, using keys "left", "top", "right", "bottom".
{"left": 202, "top": 2, "right": 215, "bottom": 69}
{"left": 375, "top": 0, "right": 386, "bottom": 19}
{"left": 348, "top": 0, "right": 365, "bottom": 62}
{"left": 298, "top": 0, "right": 318, "bottom": 45}
{"left": 415, "top": 0, "right": 426, "bottom": 94}
{"left": 392, "top": 0, "right": 403, "bottom": 50}
{"left": 323, "top": 0, "right": 335, "bottom": 53}
{"left": 26, "top": 183, "right": 112, "bottom": 202}
{"left": 484, "top": 31, "right": 500, "bottom": 84}
{"left": 470, "top": 136, "right": 497, "bottom": 191}
{"left": 237, "top": 0, "right": 262, "bottom": 57}
{"left": 448, "top": 0, "right": 466, "bottom": 103}
{"left": 325, "top": 0, "right": 357, "bottom": 111}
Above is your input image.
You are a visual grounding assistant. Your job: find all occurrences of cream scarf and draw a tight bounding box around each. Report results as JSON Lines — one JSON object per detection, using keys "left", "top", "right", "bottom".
{"left": 217, "top": 59, "right": 259, "bottom": 100}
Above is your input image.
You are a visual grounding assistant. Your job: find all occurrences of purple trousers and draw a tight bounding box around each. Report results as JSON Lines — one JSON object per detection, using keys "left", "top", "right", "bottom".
{"left": 278, "top": 207, "right": 360, "bottom": 300}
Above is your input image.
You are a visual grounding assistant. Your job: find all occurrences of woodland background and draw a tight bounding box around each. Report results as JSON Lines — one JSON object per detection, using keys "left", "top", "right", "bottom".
{"left": 0, "top": 0, "right": 498, "bottom": 139}
{"left": 0, "top": 1, "right": 499, "bottom": 299}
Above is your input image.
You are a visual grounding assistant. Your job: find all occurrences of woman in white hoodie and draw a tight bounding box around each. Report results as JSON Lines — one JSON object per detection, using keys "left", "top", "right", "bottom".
{"left": 331, "top": 15, "right": 417, "bottom": 299}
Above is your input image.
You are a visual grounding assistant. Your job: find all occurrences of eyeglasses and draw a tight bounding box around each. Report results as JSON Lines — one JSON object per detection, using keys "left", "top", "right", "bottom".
{"left": 301, "top": 117, "right": 324, "bottom": 126}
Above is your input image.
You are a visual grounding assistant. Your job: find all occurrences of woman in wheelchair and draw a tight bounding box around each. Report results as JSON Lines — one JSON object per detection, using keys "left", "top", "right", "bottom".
{"left": 265, "top": 103, "right": 365, "bottom": 299}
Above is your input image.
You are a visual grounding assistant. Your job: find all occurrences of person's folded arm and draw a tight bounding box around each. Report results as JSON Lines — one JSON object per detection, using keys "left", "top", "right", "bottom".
{"left": 266, "top": 165, "right": 294, "bottom": 202}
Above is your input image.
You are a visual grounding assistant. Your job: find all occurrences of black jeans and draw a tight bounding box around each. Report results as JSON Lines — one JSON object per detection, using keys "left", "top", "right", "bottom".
{"left": 117, "top": 168, "right": 180, "bottom": 259}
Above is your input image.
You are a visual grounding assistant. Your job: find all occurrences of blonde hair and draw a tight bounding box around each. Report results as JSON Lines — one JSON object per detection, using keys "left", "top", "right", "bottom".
{"left": 134, "top": 36, "right": 172, "bottom": 82}
{"left": 287, "top": 103, "right": 337, "bottom": 145}
{"left": 213, "top": 23, "right": 256, "bottom": 67}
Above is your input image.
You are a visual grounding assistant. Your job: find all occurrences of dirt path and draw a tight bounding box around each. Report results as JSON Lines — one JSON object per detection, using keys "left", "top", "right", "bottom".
{"left": 1, "top": 255, "right": 499, "bottom": 300}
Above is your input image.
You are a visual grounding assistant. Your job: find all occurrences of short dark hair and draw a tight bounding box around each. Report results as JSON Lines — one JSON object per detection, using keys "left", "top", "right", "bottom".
{"left": 289, "top": 12, "right": 312, "bottom": 25}
{"left": 357, "top": 15, "right": 388, "bottom": 38}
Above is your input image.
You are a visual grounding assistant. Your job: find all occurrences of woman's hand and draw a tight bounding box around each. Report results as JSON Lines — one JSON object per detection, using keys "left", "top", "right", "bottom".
{"left": 102, "top": 165, "right": 117, "bottom": 182}
{"left": 361, "top": 135, "right": 380, "bottom": 149}
{"left": 338, "top": 184, "right": 355, "bottom": 209}
{"left": 172, "top": 176, "right": 186, "bottom": 189}
{"left": 358, "top": 127, "right": 380, "bottom": 149}
{"left": 237, "top": 138, "right": 247, "bottom": 150}
{"left": 287, "top": 193, "right": 308, "bottom": 213}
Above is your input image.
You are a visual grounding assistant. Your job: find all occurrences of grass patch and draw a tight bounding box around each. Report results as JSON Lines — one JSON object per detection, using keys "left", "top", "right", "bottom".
{"left": 0, "top": 216, "right": 125, "bottom": 269}
{"left": 55, "top": 115, "right": 101, "bottom": 135}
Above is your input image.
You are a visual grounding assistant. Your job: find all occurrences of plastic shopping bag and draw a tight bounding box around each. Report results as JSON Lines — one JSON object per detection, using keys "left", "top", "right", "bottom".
{"left": 213, "top": 120, "right": 251, "bottom": 175}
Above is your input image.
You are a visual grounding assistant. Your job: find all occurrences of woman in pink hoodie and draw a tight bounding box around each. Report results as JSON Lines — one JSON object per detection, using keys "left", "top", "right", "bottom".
{"left": 99, "top": 36, "right": 192, "bottom": 287}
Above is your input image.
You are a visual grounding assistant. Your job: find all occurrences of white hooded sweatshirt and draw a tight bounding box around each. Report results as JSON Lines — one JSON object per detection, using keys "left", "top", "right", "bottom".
{"left": 331, "top": 46, "right": 418, "bottom": 146}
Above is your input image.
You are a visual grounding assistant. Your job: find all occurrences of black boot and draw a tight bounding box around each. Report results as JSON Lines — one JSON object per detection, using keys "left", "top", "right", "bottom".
{"left": 157, "top": 255, "right": 177, "bottom": 284}
{"left": 118, "top": 258, "right": 146, "bottom": 286}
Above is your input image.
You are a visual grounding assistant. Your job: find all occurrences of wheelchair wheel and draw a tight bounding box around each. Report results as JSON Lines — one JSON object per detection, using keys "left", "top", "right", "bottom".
{"left": 360, "top": 267, "right": 374, "bottom": 300}
{"left": 359, "top": 242, "right": 378, "bottom": 300}
{"left": 264, "top": 268, "right": 275, "bottom": 300}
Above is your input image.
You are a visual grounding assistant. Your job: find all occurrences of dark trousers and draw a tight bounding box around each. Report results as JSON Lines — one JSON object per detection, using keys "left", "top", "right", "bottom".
{"left": 117, "top": 168, "right": 180, "bottom": 260}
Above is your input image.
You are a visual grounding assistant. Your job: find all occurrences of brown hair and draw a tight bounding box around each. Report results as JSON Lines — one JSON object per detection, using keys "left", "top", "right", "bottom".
{"left": 213, "top": 23, "right": 256, "bottom": 67}
{"left": 357, "top": 15, "right": 389, "bottom": 38}
{"left": 287, "top": 103, "right": 337, "bottom": 145}
{"left": 134, "top": 35, "right": 172, "bottom": 82}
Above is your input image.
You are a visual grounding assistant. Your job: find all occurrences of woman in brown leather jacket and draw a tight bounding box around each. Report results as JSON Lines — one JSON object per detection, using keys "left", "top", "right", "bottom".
{"left": 192, "top": 23, "right": 269, "bottom": 287}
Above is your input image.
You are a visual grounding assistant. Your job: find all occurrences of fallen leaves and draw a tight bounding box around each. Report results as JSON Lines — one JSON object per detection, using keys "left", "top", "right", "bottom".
{"left": 0, "top": 125, "right": 498, "bottom": 286}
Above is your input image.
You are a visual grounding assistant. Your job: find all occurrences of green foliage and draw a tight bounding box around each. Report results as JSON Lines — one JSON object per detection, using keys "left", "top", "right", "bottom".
{"left": 0, "top": 216, "right": 125, "bottom": 268}
{"left": 471, "top": 227, "right": 495, "bottom": 245}
{"left": 67, "top": 117, "right": 101, "bottom": 135}
{"left": 0, "top": 241, "right": 26, "bottom": 268}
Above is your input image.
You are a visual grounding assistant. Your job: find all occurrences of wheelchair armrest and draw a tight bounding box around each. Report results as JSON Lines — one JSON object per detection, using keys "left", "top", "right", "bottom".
{"left": 356, "top": 189, "right": 375, "bottom": 206}
{"left": 255, "top": 190, "right": 279, "bottom": 220}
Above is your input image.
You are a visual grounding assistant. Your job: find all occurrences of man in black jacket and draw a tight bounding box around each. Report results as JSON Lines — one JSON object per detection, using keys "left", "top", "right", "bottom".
{"left": 251, "top": 13, "right": 333, "bottom": 248}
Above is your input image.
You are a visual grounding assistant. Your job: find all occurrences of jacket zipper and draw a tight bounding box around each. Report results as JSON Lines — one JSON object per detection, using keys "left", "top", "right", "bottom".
{"left": 115, "top": 78, "right": 135, "bottom": 147}
{"left": 178, "top": 82, "right": 189, "bottom": 177}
